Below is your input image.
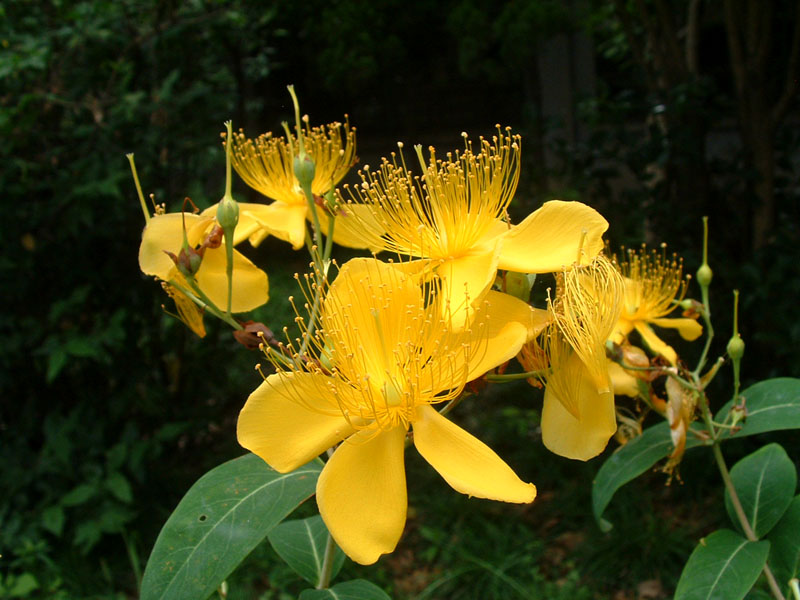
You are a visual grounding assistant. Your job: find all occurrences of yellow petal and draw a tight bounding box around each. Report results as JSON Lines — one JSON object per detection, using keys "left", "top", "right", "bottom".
{"left": 237, "top": 372, "right": 356, "bottom": 473}
{"left": 413, "top": 405, "right": 536, "bottom": 503}
{"left": 436, "top": 247, "right": 500, "bottom": 320}
{"left": 497, "top": 201, "right": 608, "bottom": 273}
{"left": 611, "top": 317, "right": 635, "bottom": 344}
{"left": 649, "top": 317, "right": 703, "bottom": 341}
{"left": 608, "top": 360, "right": 639, "bottom": 397}
{"left": 319, "top": 203, "right": 385, "bottom": 251}
{"left": 246, "top": 201, "right": 308, "bottom": 249}
{"left": 542, "top": 353, "right": 617, "bottom": 460}
{"left": 324, "top": 258, "right": 422, "bottom": 383}
{"left": 465, "top": 291, "right": 550, "bottom": 381}
{"left": 478, "top": 217, "right": 512, "bottom": 244}
{"left": 164, "top": 273, "right": 206, "bottom": 338}
{"left": 195, "top": 245, "right": 269, "bottom": 313}
{"left": 138, "top": 213, "right": 213, "bottom": 279}
{"left": 634, "top": 322, "right": 678, "bottom": 365}
{"left": 317, "top": 426, "right": 407, "bottom": 565}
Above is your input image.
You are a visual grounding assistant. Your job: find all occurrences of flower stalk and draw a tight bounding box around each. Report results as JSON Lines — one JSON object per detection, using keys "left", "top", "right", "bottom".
{"left": 127, "top": 153, "right": 151, "bottom": 224}
{"left": 693, "top": 217, "right": 715, "bottom": 377}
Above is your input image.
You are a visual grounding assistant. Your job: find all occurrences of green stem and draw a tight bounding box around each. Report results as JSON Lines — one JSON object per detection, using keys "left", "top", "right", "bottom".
{"left": 712, "top": 443, "right": 786, "bottom": 600}
{"left": 127, "top": 154, "right": 150, "bottom": 224}
{"left": 323, "top": 209, "right": 336, "bottom": 263}
{"left": 316, "top": 532, "right": 338, "bottom": 589}
{"left": 170, "top": 278, "right": 243, "bottom": 331}
{"left": 484, "top": 370, "right": 545, "bottom": 383}
{"left": 731, "top": 289, "right": 742, "bottom": 402}
{"left": 790, "top": 579, "right": 799, "bottom": 600}
{"left": 224, "top": 231, "right": 234, "bottom": 316}
{"left": 694, "top": 217, "right": 714, "bottom": 377}
{"left": 693, "top": 285, "right": 715, "bottom": 378}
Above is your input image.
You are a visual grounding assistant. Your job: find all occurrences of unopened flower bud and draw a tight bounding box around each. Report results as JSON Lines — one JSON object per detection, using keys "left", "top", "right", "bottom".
{"left": 216, "top": 197, "right": 239, "bottom": 232}
{"left": 727, "top": 333, "right": 745, "bottom": 360}
{"left": 294, "top": 154, "right": 316, "bottom": 190}
{"left": 165, "top": 245, "right": 204, "bottom": 279}
{"left": 696, "top": 263, "right": 712, "bottom": 287}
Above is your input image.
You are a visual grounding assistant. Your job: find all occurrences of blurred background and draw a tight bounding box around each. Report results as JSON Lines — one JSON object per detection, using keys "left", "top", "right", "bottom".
{"left": 2, "top": 0, "right": 798, "bottom": 598}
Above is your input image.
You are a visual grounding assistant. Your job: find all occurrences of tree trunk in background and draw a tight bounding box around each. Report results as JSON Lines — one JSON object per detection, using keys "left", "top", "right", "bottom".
{"left": 612, "top": 0, "right": 712, "bottom": 239}
{"left": 723, "top": 0, "right": 800, "bottom": 249}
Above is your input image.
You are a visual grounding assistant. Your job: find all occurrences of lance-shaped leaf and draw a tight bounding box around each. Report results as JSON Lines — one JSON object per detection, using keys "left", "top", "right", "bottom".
{"left": 299, "top": 579, "right": 392, "bottom": 600}
{"left": 674, "top": 529, "right": 769, "bottom": 600}
{"left": 267, "top": 515, "right": 345, "bottom": 585}
{"left": 140, "top": 454, "right": 320, "bottom": 600}
{"left": 724, "top": 444, "right": 797, "bottom": 538}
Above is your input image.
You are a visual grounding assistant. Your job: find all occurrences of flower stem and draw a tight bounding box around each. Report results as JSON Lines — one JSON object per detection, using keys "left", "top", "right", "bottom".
{"left": 711, "top": 442, "right": 786, "bottom": 600}
{"left": 127, "top": 154, "right": 150, "bottom": 224}
{"left": 171, "top": 278, "right": 242, "bottom": 331}
{"left": 316, "top": 532, "right": 338, "bottom": 589}
{"left": 485, "top": 370, "right": 545, "bottom": 382}
{"left": 693, "top": 217, "right": 715, "bottom": 377}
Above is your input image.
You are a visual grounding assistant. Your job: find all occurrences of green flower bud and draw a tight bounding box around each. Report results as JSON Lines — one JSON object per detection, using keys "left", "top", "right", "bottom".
{"left": 696, "top": 263, "right": 713, "bottom": 287}
{"left": 216, "top": 197, "right": 239, "bottom": 232}
{"left": 727, "top": 333, "right": 745, "bottom": 360}
{"left": 294, "top": 154, "right": 316, "bottom": 190}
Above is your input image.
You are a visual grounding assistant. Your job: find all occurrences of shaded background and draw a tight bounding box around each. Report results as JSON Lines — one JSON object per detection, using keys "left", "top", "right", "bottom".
{"left": 2, "top": 0, "right": 798, "bottom": 598}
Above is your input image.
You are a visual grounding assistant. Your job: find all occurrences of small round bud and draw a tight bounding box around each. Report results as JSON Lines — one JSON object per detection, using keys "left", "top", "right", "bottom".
{"left": 680, "top": 299, "right": 694, "bottom": 310}
{"left": 294, "top": 154, "right": 316, "bottom": 189}
{"left": 216, "top": 197, "right": 239, "bottom": 231}
{"left": 696, "top": 263, "right": 713, "bottom": 287}
{"left": 727, "top": 334, "right": 745, "bottom": 360}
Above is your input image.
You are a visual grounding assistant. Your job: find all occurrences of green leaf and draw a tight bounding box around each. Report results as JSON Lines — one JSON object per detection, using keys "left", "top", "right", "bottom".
{"left": 46, "top": 347, "right": 67, "bottom": 383}
{"left": 768, "top": 495, "right": 800, "bottom": 594}
{"left": 62, "top": 483, "right": 96, "bottom": 507}
{"left": 591, "top": 421, "right": 704, "bottom": 531}
{"left": 724, "top": 444, "right": 797, "bottom": 538}
{"left": 674, "top": 529, "right": 769, "bottom": 600}
{"left": 140, "top": 454, "right": 320, "bottom": 600}
{"left": 299, "top": 579, "right": 392, "bottom": 600}
{"left": 6, "top": 573, "right": 39, "bottom": 597}
{"left": 592, "top": 378, "right": 800, "bottom": 530}
{"left": 41, "top": 505, "right": 65, "bottom": 536}
{"left": 267, "top": 515, "right": 345, "bottom": 585}
{"left": 105, "top": 471, "right": 133, "bottom": 503}
{"left": 717, "top": 378, "right": 800, "bottom": 438}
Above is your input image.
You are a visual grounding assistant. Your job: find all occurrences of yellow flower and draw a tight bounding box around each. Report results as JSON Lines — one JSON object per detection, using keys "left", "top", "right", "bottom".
{"left": 138, "top": 206, "right": 269, "bottom": 313}
{"left": 228, "top": 119, "right": 371, "bottom": 250}
{"left": 237, "top": 258, "right": 545, "bottom": 564}
{"left": 344, "top": 128, "right": 610, "bottom": 312}
{"left": 611, "top": 246, "right": 702, "bottom": 364}
{"left": 539, "top": 255, "right": 624, "bottom": 460}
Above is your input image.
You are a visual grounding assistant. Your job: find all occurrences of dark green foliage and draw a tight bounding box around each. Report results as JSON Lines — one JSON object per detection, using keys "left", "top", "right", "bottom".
{"left": 0, "top": 1, "right": 281, "bottom": 596}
